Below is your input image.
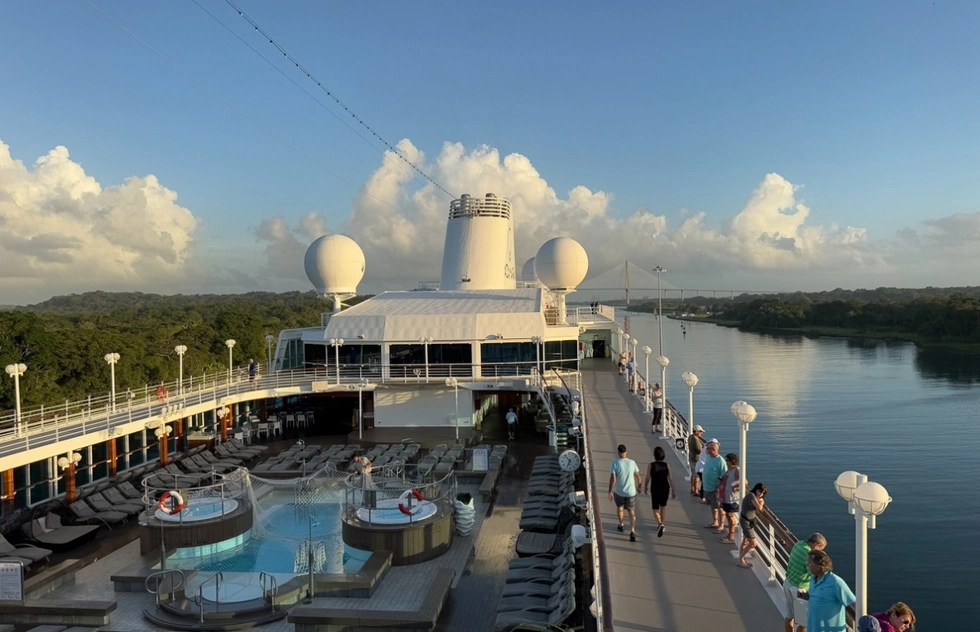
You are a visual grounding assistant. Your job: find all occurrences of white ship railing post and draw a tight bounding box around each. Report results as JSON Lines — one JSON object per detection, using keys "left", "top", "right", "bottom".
{"left": 656, "top": 355, "right": 669, "bottom": 439}
{"left": 5, "top": 363, "right": 26, "bottom": 437}
{"left": 175, "top": 345, "right": 187, "bottom": 396}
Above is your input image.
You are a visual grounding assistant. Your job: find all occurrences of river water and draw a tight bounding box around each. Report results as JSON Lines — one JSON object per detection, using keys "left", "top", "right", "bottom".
{"left": 611, "top": 312, "right": 979, "bottom": 630}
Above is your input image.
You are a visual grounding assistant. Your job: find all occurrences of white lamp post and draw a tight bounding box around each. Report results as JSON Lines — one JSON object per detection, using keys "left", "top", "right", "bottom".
{"left": 614, "top": 327, "right": 623, "bottom": 357}
{"left": 329, "top": 338, "right": 345, "bottom": 385}
{"left": 641, "top": 346, "right": 652, "bottom": 411}
{"left": 445, "top": 377, "right": 459, "bottom": 441}
{"left": 5, "top": 363, "right": 26, "bottom": 437}
{"left": 835, "top": 471, "right": 891, "bottom": 618}
{"left": 174, "top": 345, "right": 187, "bottom": 396}
{"left": 104, "top": 353, "right": 120, "bottom": 412}
{"left": 224, "top": 339, "right": 236, "bottom": 381}
{"left": 265, "top": 335, "right": 275, "bottom": 373}
{"left": 530, "top": 336, "right": 543, "bottom": 377}
{"left": 656, "top": 355, "right": 669, "bottom": 438}
{"left": 682, "top": 371, "right": 699, "bottom": 480}
{"left": 654, "top": 265, "right": 666, "bottom": 357}
{"left": 358, "top": 378, "right": 367, "bottom": 440}
{"left": 420, "top": 336, "right": 432, "bottom": 380}
{"left": 731, "top": 401, "right": 756, "bottom": 507}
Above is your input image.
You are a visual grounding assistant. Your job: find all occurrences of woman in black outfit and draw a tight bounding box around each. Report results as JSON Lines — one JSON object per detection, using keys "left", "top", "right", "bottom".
{"left": 643, "top": 446, "right": 676, "bottom": 538}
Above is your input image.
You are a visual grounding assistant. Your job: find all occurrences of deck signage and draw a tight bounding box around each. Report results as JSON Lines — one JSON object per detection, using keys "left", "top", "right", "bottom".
{"left": 472, "top": 447, "right": 489, "bottom": 472}
{"left": 0, "top": 560, "right": 24, "bottom": 603}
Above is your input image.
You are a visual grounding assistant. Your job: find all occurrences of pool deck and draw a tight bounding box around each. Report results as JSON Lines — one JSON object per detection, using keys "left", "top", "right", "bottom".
{"left": 581, "top": 358, "right": 785, "bottom": 631}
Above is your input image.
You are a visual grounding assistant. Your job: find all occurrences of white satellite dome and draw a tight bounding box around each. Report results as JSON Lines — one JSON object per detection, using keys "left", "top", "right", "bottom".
{"left": 521, "top": 258, "right": 538, "bottom": 284}
{"left": 304, "top": 234, "right": 365, "bottom": 296}
{"left": 534, "top": 237, "right": 588, "bottom": 290}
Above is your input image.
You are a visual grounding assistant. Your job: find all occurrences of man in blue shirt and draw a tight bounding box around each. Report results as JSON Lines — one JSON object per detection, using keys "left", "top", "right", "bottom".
{"left": 806, "top": 550, "right": 855, "bottom": 632}
{"left": 625, "top": 357, "right": 635, "bottom": 392}
{"left": 700, "top": 439, "right": 728, "bottom": 529}
{"left": 608, "top": 444, "right": 642, "bottom": 542}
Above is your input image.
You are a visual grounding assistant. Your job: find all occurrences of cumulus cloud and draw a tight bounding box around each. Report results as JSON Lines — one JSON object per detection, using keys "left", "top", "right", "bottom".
{"left": 255, "top": 140, "right": 894, "bottom": 292}
{"left": 0, "top": 139, "right": 199, "bottom": 299}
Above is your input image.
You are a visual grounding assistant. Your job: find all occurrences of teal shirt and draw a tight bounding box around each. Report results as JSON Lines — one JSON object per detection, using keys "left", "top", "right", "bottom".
{"left": 702, "top": 455, "right": 728, "bottom": 492}
{"left": 610, "top": 458, "right": 640, "bottom": 497}
{"left": 806, "top": 572, "right": 855, "bottom": 632}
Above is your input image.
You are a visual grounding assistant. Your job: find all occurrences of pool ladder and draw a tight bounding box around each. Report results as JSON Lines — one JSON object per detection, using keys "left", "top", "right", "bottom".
{"left": 145, "top": 569, "right": 185, "bottom": 608}
{"left": 195, "top": 571, "right": 223, "bottom": 623}
{"left": 259, "top": 572, "right": 279, "bottom": 612}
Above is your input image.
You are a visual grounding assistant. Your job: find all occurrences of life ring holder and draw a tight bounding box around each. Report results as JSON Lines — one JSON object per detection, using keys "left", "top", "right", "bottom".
{"left": 157, "top": 490, "right": 184, "bottom": 515}
{"left": 155, "top": 385, "right": 169, "bottom": 401}
{"left": 397, "top": 489, "right": 425, "bottom": 515}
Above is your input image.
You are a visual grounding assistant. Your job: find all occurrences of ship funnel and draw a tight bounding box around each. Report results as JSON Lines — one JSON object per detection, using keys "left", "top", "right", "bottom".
{"left": 440, "top": 193, "right": 516, "bottom": 290}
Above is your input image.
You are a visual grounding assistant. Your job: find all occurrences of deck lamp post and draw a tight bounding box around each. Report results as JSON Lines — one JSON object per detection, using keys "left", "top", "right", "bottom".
{"left": 104, "top": 353, "right": 120, "bottom": 412}
{"left": 57, "top": 452, "right": 83, "bottom": 503}
{"left": 329, "top": 338, "right": 345, "bottom": 385}
{"left": 5, "top": 363, "right": 26, "bottom": 437}
{"left": 835, "top": 471, "right": 891, "bottom": 618}
{"left": 530, "top": 336, "right": 543, "bottom": 377}
{"left": 265, "top": 335, "right": 275, "bottom": 374}
{"left": 215, "top": 405, "right": 229, "bottom": 442}
{"left": 420, "top": 336, "right": 433, "bottom": 380}
{"left": 682, "top": 372, "right": 699, "bottom": 479}
{"left": 174, "top": 345, "right": 187, "bottom": 396}
{"left": 653, "top": 265, "right": 666, "bottom": 357}
{"left": 641, "top": 346, "right": 652, "bottom": 411}
{"left": 224, "top": 339, "right": 236, "bottom": 382}
{"left": 358, "top": 378, "right": 367, "bottom": 440}
{"left": 445, "top": 377, "right": 460, "bottom": 441}
{"left": 732, "top": 401, "right": 756, "bottom": 511}
{"left": 656, "top": 355, "right": 669, "bottom": 438}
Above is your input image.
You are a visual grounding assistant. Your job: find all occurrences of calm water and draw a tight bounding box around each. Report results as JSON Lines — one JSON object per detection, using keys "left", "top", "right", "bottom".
{"left": 613, "top": 312, "right": 980, "bottom": 630}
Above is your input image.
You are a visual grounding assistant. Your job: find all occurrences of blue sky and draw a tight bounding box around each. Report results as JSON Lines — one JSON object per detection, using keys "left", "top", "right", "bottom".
{"left": 1, "top": 1, "right": 978, "bottom": 304}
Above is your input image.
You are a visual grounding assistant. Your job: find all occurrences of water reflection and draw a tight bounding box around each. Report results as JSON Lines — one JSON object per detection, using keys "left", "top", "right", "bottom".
{"left": 915, "top": 348, "right": 980, "bottom": 385}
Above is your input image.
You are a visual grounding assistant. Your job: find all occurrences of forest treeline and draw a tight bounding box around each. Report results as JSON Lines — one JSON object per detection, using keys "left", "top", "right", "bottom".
{"left": 0, "top": 291, "right": 368, "bottom": 411}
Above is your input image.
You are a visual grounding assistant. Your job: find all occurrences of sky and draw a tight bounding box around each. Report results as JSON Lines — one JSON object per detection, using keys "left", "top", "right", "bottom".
{"left": 1, "top": 1, "right": 978, "bottom": 305}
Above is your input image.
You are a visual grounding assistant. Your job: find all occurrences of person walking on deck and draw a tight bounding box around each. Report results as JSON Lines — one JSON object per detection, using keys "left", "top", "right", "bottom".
{"left": 626, "top": 356, "right": 635, "bottom": 392}
{"left": 805, "top": 550, "right": 855, "bottom": 632}
{"left": 736, "top": 482, "right": 766, "bottom": 567}
{"left": 248, "top": 358, "right": 258, "bottom": 383}
{"left": 608, "top": 444, "right": 642, "bottom": 542}
{"left": 700, "top": 439, "right": 727, "bottom": 530}
{"left": 688, "top": 425, "right": 705, "bottom": 495}
{"left": 505, "top": 408, "right": 518, "bottom": 440}
{"left": 783, "top": 532, "right": 828, "bottom": 632}
{"left": 643, "top": 445, "right": 676, "bottom": 537}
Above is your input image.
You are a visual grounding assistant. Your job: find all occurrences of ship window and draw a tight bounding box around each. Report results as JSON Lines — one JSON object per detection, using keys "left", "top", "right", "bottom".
{"left": 282, "top": 338, "right": 305, "bottom": 370}
{"left": 480, "top": 342, "right": 536, "bottom": 377}
{"left": 389, "top": 343, "right": 472, "bottom": 378}
{"left": 304, "top": 343, "right": 326, "bottom": 368}
{"left": 544, "top": 340, "right": 579, "bottom": 372}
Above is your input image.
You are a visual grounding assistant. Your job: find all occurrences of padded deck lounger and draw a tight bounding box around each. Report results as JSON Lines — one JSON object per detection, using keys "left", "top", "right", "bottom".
{"left": 0, "top": 533, "right": 51, "bottom": 564}
{"left": 501, "top": 568, "right": 574, "bottom": 598}
{"left": 505, "top": 554, "right": 574, "bottom": 584}
{"left": 23, "top": 514, "right": 99, "bottom": 550}
{"left": 493, "top": 594, "right": 575, "bottom": 630}
{"left": 69, "top": 501, "right": 127, "bottom": 526}
{"left": 99, "top": 489, "right": 145, "bottom": 515}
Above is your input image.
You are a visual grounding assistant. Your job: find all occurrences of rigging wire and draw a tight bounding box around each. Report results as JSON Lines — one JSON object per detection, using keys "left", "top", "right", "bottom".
{"left": 221, "top": 0, "right": 455, "bottom": 200}
{"left": 190, "top": 0, "right": 430, "bottom": 194}
{"left": 83, "top": 0, "right": 401, "bottom": 211}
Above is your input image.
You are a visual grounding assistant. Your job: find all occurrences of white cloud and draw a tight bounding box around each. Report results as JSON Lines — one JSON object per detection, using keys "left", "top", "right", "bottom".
{"left": 0, "top": 139, "right": 200, "bottom": 299}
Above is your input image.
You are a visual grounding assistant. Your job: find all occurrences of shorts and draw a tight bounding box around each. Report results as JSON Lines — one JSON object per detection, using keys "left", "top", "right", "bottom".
{"left": 705, "top": 490, "right": 723, "bottom": 510}
{"left": 782, "top": 580, "right": 809, "bottom": 620}
{"left": 722, "top": 502, "right": 739, "bottom": 514}
{"left": 650, "top": 491, "right": 669, "bottom": 509}
{"left": 613, "top": 493, "right": 636, "bottom": 511}
{"left": 739, "top": 516, "right": 757, "bottom": 540}
{"left": 689, "top": 461, "right": 698, "bottom": 477}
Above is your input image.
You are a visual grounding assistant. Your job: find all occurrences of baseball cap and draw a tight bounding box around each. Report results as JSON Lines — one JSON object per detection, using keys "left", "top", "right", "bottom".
{"left": 707, "top": 438, "right": 719, "bottom": 446}
{"left": 694, "top": 425, "right": 704, "bottom": 432}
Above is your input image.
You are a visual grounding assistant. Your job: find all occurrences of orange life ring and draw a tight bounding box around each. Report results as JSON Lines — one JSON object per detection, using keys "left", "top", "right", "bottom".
{"left": 398, "top": 489, "right": 425, "bottom": 515}
{"left": 157, "top": 490, "right": 184, "bottom": 515}
{"left": 156, "top": 385, "right": 169, "bottom": 401}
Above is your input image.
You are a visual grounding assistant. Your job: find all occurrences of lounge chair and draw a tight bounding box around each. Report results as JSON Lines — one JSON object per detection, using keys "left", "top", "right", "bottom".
{"left": 118, "top": 481, "right": 145, "bottom": 501}
{"left": 501, "top": 568, "right": 574, "bottom": 598}
{"left": 515, "top": 513, "right": 574, "bottom": 557}
{"left": 0, "top": 533, "right": 51, "bottom": 565}
{"left": 68, "top": 501, "right": 127, "bottom": 527}
{"left": 494, "top": 594, "right": 575, "bottom": 631}
{"left": 505, "top": 554, "right": 574, "bottom": 584}
{"left": 100, "top": 489, "right": 146, "bottom": 515}
{"left": 21, "top": 513, "right": 98, "bottom": 551}
{"left": 497, "top": 579, "right": 574, "bottom": 614}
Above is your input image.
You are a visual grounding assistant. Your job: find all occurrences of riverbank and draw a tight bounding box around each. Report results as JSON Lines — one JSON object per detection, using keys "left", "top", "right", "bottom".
{"left": 674, "top": 315, "right": 980, "bottom": 354}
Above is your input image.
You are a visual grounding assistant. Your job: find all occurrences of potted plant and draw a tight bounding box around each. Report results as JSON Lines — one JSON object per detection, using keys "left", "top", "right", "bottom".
{"left": 454, "top": 492, "right": 475, "bottom": 536}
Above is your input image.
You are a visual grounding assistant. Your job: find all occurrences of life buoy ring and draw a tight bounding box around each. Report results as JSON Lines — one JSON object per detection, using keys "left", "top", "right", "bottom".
{"left": 156, "top": 385, "right": 169, "bottom": 401}
{"left": 398, "top": 489, "right": 424, "bottom": 515}
{"left": 157, "top": 490, "right": 184, "bottom": 515}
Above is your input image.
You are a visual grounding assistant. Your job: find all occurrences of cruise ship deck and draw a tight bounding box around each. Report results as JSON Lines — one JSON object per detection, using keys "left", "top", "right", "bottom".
{"left": 581, "top": 358, "right": 784, "bottom": 632}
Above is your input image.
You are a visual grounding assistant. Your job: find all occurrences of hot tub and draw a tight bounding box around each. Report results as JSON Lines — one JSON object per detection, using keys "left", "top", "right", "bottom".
{"left": 156, "top": 498, "right": 240, "bottom": 523}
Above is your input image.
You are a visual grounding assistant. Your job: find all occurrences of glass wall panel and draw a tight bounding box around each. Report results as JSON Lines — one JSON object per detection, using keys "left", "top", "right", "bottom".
{"left": 304, "top": 343, "right": 326, "bottom": 368}
{"left": 481, "top": 342, "right": 536, "bottom": 376}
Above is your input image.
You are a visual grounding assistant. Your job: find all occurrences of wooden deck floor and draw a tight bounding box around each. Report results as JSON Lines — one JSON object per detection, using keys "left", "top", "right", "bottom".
{"left": 581, "top": 359, "right": 784, "bottom": 632}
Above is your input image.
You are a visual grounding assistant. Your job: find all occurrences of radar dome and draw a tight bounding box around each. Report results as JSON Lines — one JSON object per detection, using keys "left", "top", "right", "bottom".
{"left": 521, "top": 258, "right": 538, "bottom": 285}
{"left": 534, "top": 238, "right": 588, "bottom": 291}
{"left": 304, "top": 234, "right": 365, "bottom": 295}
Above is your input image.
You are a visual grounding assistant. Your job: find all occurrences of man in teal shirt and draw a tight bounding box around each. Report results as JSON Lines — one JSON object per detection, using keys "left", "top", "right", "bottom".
{"left": 784, "top": 532, "right": 827, "bottom": 632}
{"left": 806, "top": 550, "right": 855, "bottom": 632}
{"left": 608, "top": 444, "right": 642, "bottom": 542}
{"left": 701, "top": 439, "right": 728, "bottom": 529}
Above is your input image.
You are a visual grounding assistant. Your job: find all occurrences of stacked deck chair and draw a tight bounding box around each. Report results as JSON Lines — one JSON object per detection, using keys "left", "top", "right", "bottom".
{"left": 86, "top": 491, "right": 143, "bottom": 518}
{"left": 215, "top": 441, "right": 261, "bottom": 464}
{"left": 22, "top": 513, "right": 99, "bottom": 551}
{"left": 494, "top": 552, "right": 577, "bottom": 631}
{"left": 517, "top": 456, "right": 578, "bottom": 532}
{"left": 0, "top": 532, "right": 52, "bottom": 570}
{"left": 146, "top": 464, "right": 210, "bottom": 489}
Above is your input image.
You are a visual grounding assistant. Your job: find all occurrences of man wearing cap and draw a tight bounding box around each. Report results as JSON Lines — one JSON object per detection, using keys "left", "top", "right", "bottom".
{"left": 701, "top": 439, "right": 728, "bottom": 530}
{"left": 688, "top": 425, "right": 706, "bottom": 495}
{"left": 608, "top": 444, "right": 642, "bottom": 542}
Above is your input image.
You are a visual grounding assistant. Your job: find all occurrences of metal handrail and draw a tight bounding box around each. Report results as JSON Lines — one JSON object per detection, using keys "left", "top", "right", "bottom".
{"left": 258, "top": 572, "right": 278, "bottom": 611}
{"left": 342, "top": 462, "right": 457, "bottom": 526}
{"left": 145, "top": 569, "right": 185, "bottom": 607}
{"left": 195, "top": 571, "right": 223, "bottom": 622}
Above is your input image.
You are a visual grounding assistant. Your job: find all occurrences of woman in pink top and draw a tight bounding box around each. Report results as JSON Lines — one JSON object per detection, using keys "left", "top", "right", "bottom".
{"left": 873, "top": 602, "right": 915, "bottom": 632}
